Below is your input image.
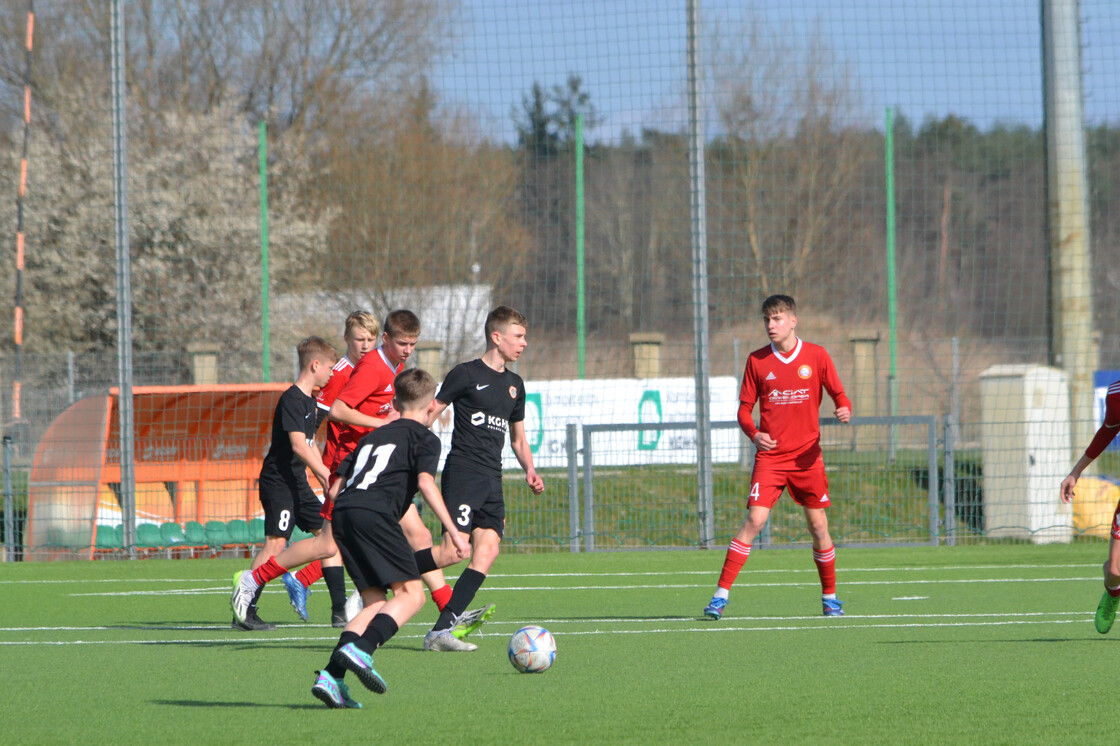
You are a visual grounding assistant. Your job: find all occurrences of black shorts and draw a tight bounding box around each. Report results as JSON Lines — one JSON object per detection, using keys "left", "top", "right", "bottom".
{"left": 441, "top": 466, "right": 504, "bottom": 537}
{"left": 259, "top": 473, "right": 324, "bottom": 538}
{"left": 332, "top": 507, "right": 419, "bottom": 592}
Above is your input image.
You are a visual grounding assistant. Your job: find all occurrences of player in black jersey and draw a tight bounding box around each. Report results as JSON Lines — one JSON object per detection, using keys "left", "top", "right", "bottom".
{"left": 422, "top": 306, "right": 545, "bottom": 652}
{"left": 310, "top": 368, "right": 469, "bottom": 708}
{"left": 232, "top": 336, "right": 337, "bottom": 631}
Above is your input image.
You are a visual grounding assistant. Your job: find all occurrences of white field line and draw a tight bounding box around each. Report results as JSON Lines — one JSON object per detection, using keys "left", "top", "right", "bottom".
{"left": 0, "top": 609, "right": 1092, "bottom": 633}
{"left": 0, "top": 614, "right": 1093, "bottom": 646}
{"left": 0, "top": 563, "right": 1103, "bottom": 585}
{"left": 66, "top": 575, "right": 1104, "bottom": 597}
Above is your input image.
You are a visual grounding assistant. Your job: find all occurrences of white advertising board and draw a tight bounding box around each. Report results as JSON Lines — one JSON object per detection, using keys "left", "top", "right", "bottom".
{"left": 432, "top": 376, "right": 742, "bottom": 469}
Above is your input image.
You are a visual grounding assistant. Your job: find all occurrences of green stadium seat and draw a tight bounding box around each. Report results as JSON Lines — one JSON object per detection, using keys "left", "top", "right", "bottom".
{"left": 184, "top": 521, "right": 207, "bottom": 545}
{"left": 95, "top": 524, "right": 123, "bottom": 550}
{"left": 204, "top": 520, "right": 228, "bottom": 547}
{"left": 290, "top": 526, "right": 315, "bottom": 543}
{"left": 46, "top": 525, "right": 69, "bottom": 547}
{"left": 160, "top": 522, "right": 186, "bottom": 545}
{"left": 225, "top": 519, "right": 250, "bottom": 546}
{"left": 248, "top": 517, "right": 265, "bottom": 543}
{"left": 137, "top": 523, "right": 164, "bottom": 548}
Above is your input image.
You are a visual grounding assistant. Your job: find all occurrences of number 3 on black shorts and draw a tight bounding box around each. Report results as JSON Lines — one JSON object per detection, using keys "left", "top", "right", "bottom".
{"left": 456, "top": 504, "right": 472, "bottom": 528}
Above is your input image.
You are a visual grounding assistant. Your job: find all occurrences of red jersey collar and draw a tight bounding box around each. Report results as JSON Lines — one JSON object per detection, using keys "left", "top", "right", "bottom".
{"left": 376, "top": 347, "right": 400, "bottom": 373}
{"left": 770, "top": 337, "right": 802, "bottom": 365}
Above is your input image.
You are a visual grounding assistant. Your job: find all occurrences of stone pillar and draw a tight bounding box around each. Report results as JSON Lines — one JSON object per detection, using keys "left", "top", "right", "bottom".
{"left": 187, "top": 343, "right": 220, "bottom": 385}
{"left": 415, "top": 341, "right": 443, "bottom": 380}
{"left": 849, "top": 330, "right": 880, "bottom": 450}
{"left": 629, "top": 332, "right": 665, "bottom": 379}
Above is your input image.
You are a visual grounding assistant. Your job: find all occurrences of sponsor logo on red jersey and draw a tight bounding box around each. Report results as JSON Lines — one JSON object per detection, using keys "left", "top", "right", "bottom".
{"left": 767, "top": 388, "right": 811, "bottom": 405}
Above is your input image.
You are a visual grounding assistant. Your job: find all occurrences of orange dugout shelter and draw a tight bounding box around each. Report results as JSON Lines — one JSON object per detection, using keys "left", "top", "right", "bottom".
{"left": 26, "top": 384, "right": 297, "bottom": 560}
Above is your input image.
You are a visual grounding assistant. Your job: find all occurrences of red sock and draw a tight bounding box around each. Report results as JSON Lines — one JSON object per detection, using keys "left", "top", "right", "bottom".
{"left": 717, "top": 540, "right": 751, "bottom": 590}
{"left": 1107, "top": 584, "right": 1120, "bottom": 598}
{"left": 252, "top": 556, "right": 287, "bottom": 586}
{"left": 296, "top": 560, "right": 322, "bottom": 588}
{"left": 430, "top": 584, "right": 453, "bottom": 611}
{"left": 813, "top": 545, "right": 837, "bottom": 595}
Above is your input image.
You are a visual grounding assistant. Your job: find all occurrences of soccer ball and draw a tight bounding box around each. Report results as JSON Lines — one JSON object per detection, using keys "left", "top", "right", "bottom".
{"left": 508, "top": 625, "right": 556, "bottom": 673}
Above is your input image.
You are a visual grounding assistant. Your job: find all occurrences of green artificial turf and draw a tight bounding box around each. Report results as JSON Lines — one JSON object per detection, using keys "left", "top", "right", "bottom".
{"left": 0, "top": 543, "right": 1113, "bottom": 744}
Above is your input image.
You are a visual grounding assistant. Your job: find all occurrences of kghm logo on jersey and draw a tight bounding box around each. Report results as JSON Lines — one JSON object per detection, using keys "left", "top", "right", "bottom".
{"left": 798, "top": 365, "right": 812, "bottom": 379}
{"left": 470, "top": 411, "right": 510, "bottom": 433}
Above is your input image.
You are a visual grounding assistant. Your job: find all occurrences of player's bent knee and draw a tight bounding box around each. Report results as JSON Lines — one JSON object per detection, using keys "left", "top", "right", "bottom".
{"left": 394, "top": 581, "right": 427, "bottom": 614}
{"left": 316, "top": 535, "right": 337, "bottom": 557}
{"left": 403, "top": 522, "right": 433, "bottom": 546}
{"left": 472, "top": 539, "right": 501, "bottom": 568}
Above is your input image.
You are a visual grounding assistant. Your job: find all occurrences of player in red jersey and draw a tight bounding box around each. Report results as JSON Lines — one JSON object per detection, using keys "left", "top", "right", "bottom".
{"left": 329, "top": 310, "right": 460, "bottom": 622}
{"left": 233, "top": 312, "right": 379, "bottom": 627}
{"left": 1060, "top": 378, "right": 1120, "bottom": 634}
{"left": 703, "top": 294, "right": 851, "bottom": 619}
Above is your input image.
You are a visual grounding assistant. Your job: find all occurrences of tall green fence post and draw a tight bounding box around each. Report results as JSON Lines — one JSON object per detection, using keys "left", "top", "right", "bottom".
{"left": 259, "top": 119, "right": 271, "bottom": 382}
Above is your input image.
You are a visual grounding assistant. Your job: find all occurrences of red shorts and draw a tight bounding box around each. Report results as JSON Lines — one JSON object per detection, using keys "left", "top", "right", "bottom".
{"left": 748, "top": 465, "right": 830, "bottom": 509}
{"left": 1112, "top": 501, "right": 1120, "bottom": 541}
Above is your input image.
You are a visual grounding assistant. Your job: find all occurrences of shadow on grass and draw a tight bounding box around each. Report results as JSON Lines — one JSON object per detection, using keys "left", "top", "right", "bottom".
{"left": 878, "top": 637, "right": 1101, "bottom": 644}
{"left": 153, "top": 700, "right": 323, "bottom": 710}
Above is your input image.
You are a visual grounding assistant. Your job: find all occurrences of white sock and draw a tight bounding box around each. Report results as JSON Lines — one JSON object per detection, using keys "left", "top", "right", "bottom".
{"left": 822, "top": 593, "right": 837, "bottom": 601}
{"left": 713, "top": 587, "right": 729, "bottom": 601}
{"left": 241, "top": 570, "right": 260, "bottom": 591}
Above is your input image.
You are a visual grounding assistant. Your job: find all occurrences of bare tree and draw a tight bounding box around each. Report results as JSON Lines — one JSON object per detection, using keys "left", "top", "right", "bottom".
{"left": 313, "top": 83, "right": 529, "bottom": 361}
{"left": 583, "top": 132, "right": 690, "bottom": 334}
{"left": 710, "top": 15, "right": 869, "bottom": 299}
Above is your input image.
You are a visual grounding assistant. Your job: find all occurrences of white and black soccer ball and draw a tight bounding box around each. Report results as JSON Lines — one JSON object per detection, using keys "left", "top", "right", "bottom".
{"left": 508, "top": 625, "right": 556, "bottom": 673}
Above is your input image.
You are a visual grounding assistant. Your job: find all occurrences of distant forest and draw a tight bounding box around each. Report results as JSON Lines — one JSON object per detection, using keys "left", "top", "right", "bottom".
{"left": 0, "top": 1, "right": 1116, "bottom": 381}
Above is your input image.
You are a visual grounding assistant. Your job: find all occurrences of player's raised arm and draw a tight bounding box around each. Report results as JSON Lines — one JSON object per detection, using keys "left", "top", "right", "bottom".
{"left": 1063, "top": 387, "right": 1120, "bottom": 503}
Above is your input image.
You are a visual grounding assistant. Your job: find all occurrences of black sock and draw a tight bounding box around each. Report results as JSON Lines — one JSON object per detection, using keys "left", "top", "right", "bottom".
{"left": 414, "top": 548, "right": 438, "bottom": 574}
{"left": 434, "top": 568, "right": 486, "bottom": 631}
{"left": 248, "top": 583, "right": 265, "bottom": 617}
{"left": 360, "top": 613, "right": 400, "bottom": 651}
{"left": 325, "top": 631, "right": 361, "bottom": 679}
{"left": 323, "top": 566, "right": 347, "bottom": 612}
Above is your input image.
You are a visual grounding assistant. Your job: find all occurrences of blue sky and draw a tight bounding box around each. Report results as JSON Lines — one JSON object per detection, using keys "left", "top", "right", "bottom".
{"left": 430, "top": 0, "right": 1120, "bottom": 143}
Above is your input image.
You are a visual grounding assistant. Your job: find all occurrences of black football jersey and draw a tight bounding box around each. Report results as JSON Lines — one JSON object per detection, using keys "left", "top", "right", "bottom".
{"left": 334, "top": 418, "right": 441, "bottom": 518}
{"left": 437, "top": 358, "right": 526, "bottom": 476}
{"left": 259, "top": 385, "right": 318, "bottom": 483}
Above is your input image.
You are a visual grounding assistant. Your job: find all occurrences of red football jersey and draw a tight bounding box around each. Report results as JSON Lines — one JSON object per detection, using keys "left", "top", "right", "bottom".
{"left": 332, "top": 347, "right": 402, "bottom": 468}
{"left": 1085, "top": 380, "right": 1120, "bottom": 460}
{"left": 316, "top": 354, "right": 357, "bottom": 471}
{"left": 738, "top": 338, "right": 851, "bottom": 468}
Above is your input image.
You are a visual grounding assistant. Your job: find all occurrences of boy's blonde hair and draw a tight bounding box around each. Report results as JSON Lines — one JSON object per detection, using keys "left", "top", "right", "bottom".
{"left": 344, "top": 311, "right": 380, "bottom": 340}
{"left": 393, "top": 368, "right": 437, "bottom": 409}
{"left": 485, "top": 305, "right": 527, "bottom": 341}
{"left": 297, "top": 336, "right": 339, "bottom": 370}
